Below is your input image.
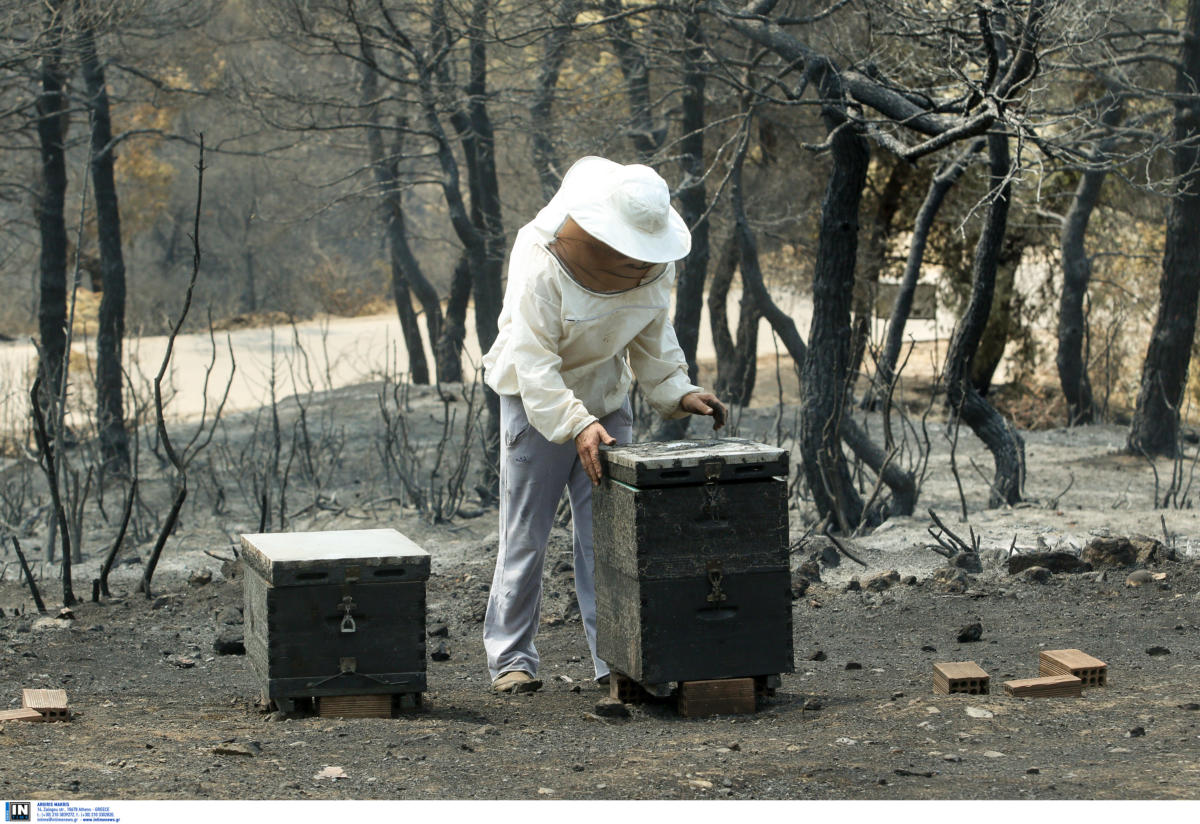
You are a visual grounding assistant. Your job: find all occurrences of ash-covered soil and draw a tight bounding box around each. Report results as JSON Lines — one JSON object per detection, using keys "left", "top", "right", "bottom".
{"left": 1, "top": 382, "right": 1198, "bottom": 800}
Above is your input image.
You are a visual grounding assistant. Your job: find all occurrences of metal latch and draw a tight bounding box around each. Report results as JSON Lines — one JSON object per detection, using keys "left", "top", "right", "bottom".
{"left": 706, "top": 560, "right": 727, "bottom": 603}
{"left": 702, "top": 458, "right": 724, "bottom": 481}
{"left": 339, "top": 595, "right": 357, "bottom": 633}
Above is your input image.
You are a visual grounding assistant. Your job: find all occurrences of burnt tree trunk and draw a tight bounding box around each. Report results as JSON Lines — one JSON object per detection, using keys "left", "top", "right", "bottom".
{"left": 671, "top": 10, "right": 710, "bottom": 385}
{"left": 437, "top": 257, "right": 472, "bottom": 384}
{"left": 875, "top": 139, "right": 982, "bottom": 397}
{"left": 459, "top": 0, "right": 504, "bottom": 497}
{"left": 1056, "top": 98, "right": 1123, "bottom": 426}
{"left": 849, "top": 160, "right": 911, "bottom": 386}
{"left": 943, "top": 131, "right": 1025, "bottom": 506}
{"left": 603, "top": 0, "right": 663, "bottom": 159}
{"left": 656, "top": 11, "right": 710, "bottom": 439}
{"left": 971, "top": 237, "right": 1025, "bottom": 395}
{"left": 799, "top": 63, "right": 870, "bottom": 530}
{"left": 1128, "top": 0, "right": 1200, "bottom": 457}
{"left": 530, "top": 0, "right": 579, "bottom": 200}
{"left": 361, "top": 59, "right": 429, "bottom": 385}
{"left": 81, "top": 25, "right": 131, "bottom": 475}
{"left": 731, "top": 123, "right": 915, "bottom": 520}
{"left": 708, "top": 231, "right": 738, "bottom": 381}
{"left": 708, "top": 232, "right": 760, "bottom": 406}
{"left": 35, "top": 2, "right": 69, "bottom": 416}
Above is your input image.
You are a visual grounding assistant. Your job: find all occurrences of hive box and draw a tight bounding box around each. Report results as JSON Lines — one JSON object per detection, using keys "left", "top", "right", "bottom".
{"left": 593, "top": 439, "right": 794, "bottom": 687}
{"left": 240, "top": 529, "right": 429, "bottom": 713}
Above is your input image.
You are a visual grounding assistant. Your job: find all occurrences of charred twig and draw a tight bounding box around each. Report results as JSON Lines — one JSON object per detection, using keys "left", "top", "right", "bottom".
{"left": 1046, "top": 471, "right": 1075, "bottom": 509}
{"left": 928, "top": 508, "right": 979, "bottom": 555}
{"left": 11, "top": 537, "right": 46, "bottom": 614}
{"left": 823, "top": 525, "right": 868, "bottom": 568}
{"left": 29, "top": 375, "right": 75, "bottom": 605}
{"left": 141, "top": 137, "right": 209, "bottom": 598}
{"left": 98, "top": 478, "right": 136, "bottom": 598}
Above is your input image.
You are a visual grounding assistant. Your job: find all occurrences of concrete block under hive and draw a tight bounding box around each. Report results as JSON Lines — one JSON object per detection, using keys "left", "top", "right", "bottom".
{"left": 1039, "top": 649, "right": 1106, "bottom": 687}
{"left": 933, "top": 662, "right": 990, "bottom": 695}
{"left": 317, "top": 693, "right": 393, "bottom": 719}
{"left": 21, "top": 688, "right": 69, "bottom": 721}
{"left": 677, "top": 678, "right": 756, "bottom": 718}
{"left": 1004, "top": 674, "right": 1082, "bottom": 697}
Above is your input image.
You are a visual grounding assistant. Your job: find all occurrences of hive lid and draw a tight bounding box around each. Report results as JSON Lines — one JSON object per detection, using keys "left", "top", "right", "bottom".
{"left": 600, "top": 438, "right": 789, "bottom": 487}
{"left": 240, "top": 529, "right": 430, "bottom": 586}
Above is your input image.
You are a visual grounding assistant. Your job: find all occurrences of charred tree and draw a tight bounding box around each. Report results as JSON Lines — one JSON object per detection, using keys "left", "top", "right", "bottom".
{"left": 874, "top": 139, "right": 983, "bottom": 399}
{"left": 1056, "top": 97, "right": 1123, "bottom": 426}
{"left": 530, "top": 0, "right": 579, "bottom": 200}
{"left": 971, "top": 235, "right": 1026, "bottom": 395}
{"left": 943, "top": 131, "right": 1026, "bottom": 506}
{"left": 80, "top": 24, "right": 130, "bottom": 475}
{"left": 1128, "top": 0, "right": 1200, "bottom": 457}
{"left": 602, "top": 0, "right": 664, "bottom": 158}
{"left": 361, "top": 59, "right": 430, "bottom": 385}
{"left": 35, "top": 1, "right": 69, "bottom": 417}
{"left": 729, "top": 114, "right": 915, "bottom": 521}
{"left": 671, "top": 9, "right": 710, "bottom": 386}
{"left": 656, "top": 10, "right": 710, "bottom": 439}
{"left": 799, "top": 62, "right": 870, "bottom": 530}
{"left": 849, "top": 160, "right": 911, "bottom": 384}
{"left": 709, "top": 232, "right": 760, "bottom": 406}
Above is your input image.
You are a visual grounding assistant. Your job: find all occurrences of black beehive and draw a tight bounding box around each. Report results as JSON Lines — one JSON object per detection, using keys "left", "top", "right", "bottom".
{"left": 240, "top": 529, "right": 429, "bottom": 713}
{"left": 593, "top": 439, "right": 794, "bottom": 687}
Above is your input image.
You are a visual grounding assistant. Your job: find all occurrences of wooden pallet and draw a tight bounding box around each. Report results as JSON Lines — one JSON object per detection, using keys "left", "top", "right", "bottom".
{"left": 1039, "top": 649, "right": 1107, "bottom": 687}
{"left": 677, "top": 678, "right": 756, "bottom": 718}
{"left": 933, "top": 662, "right": 990, "bottom": 695}
{"left": 0, "top": 708, "right": 44, "bottom": 723}
{"left": 1003, "top": 674, "right": 1082, "bottom": 697}
{"left": 21, "top": 688, "right": 69, "bottom": 721}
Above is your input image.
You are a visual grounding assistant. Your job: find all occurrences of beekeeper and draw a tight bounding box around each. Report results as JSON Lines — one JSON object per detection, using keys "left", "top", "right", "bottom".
{"left": 482, "top": 156, "right": 727, "bottom": 694}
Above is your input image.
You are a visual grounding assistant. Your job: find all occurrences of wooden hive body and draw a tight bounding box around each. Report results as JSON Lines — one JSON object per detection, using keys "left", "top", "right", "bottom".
{"left": 593, "top": 439, "right": 794, "bottom": 686}
{"left": 240, "top": 529, "right": 429, "bottom": 707}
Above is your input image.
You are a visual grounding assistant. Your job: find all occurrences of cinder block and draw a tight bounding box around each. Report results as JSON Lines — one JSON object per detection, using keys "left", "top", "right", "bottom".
{"left": 317, "top": 694, "right": 392, "bottom": 719}
{"left": 1004, "top": 674, "right": 1082, "bottom": 697}
{"left": 677, "top": 678, "right": 756, "bottom": 717}
{"left": 21, "top": 688, "right": 69, "bottom": 721}
{"left": 933, "top": 662, "right": 990, "bottom": 695}
{"left": 0, "top": 708, "right": 45, "bottom": 723}
{"left": 1039, "top": 649, "right": 1106, "bottom": 687}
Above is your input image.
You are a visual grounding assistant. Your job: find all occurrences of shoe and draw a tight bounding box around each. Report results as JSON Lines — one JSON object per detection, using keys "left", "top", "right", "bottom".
{"left": 492, "top": 670, "right": 542, "bottom": 694}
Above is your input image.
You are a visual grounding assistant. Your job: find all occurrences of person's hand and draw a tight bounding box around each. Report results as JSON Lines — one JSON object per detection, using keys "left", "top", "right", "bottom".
{"left": 680, "top": 392, "right": 727, "bottom": 431}
{"left": 575, "top": 421, "right": 616, "bottom": 485}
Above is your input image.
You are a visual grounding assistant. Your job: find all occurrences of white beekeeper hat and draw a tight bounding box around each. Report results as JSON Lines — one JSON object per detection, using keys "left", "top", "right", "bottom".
{"left": 555, "top": 156, "right": 692, "bottom": 263}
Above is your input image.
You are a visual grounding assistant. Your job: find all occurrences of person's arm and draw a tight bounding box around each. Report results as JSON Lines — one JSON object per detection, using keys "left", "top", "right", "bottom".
{"left": 629, "top": 307, "right": 727, "bottom": 429}
{"left": 627, "top": 308, "right": 704, "bottom": 419}
{"left": 509, "top": 275, "right": 598, "bottom": 444}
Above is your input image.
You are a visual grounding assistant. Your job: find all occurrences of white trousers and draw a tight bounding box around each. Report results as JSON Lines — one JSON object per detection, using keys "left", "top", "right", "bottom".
{"left": 483, "top": 394, "right": 633, "bottom": 680}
